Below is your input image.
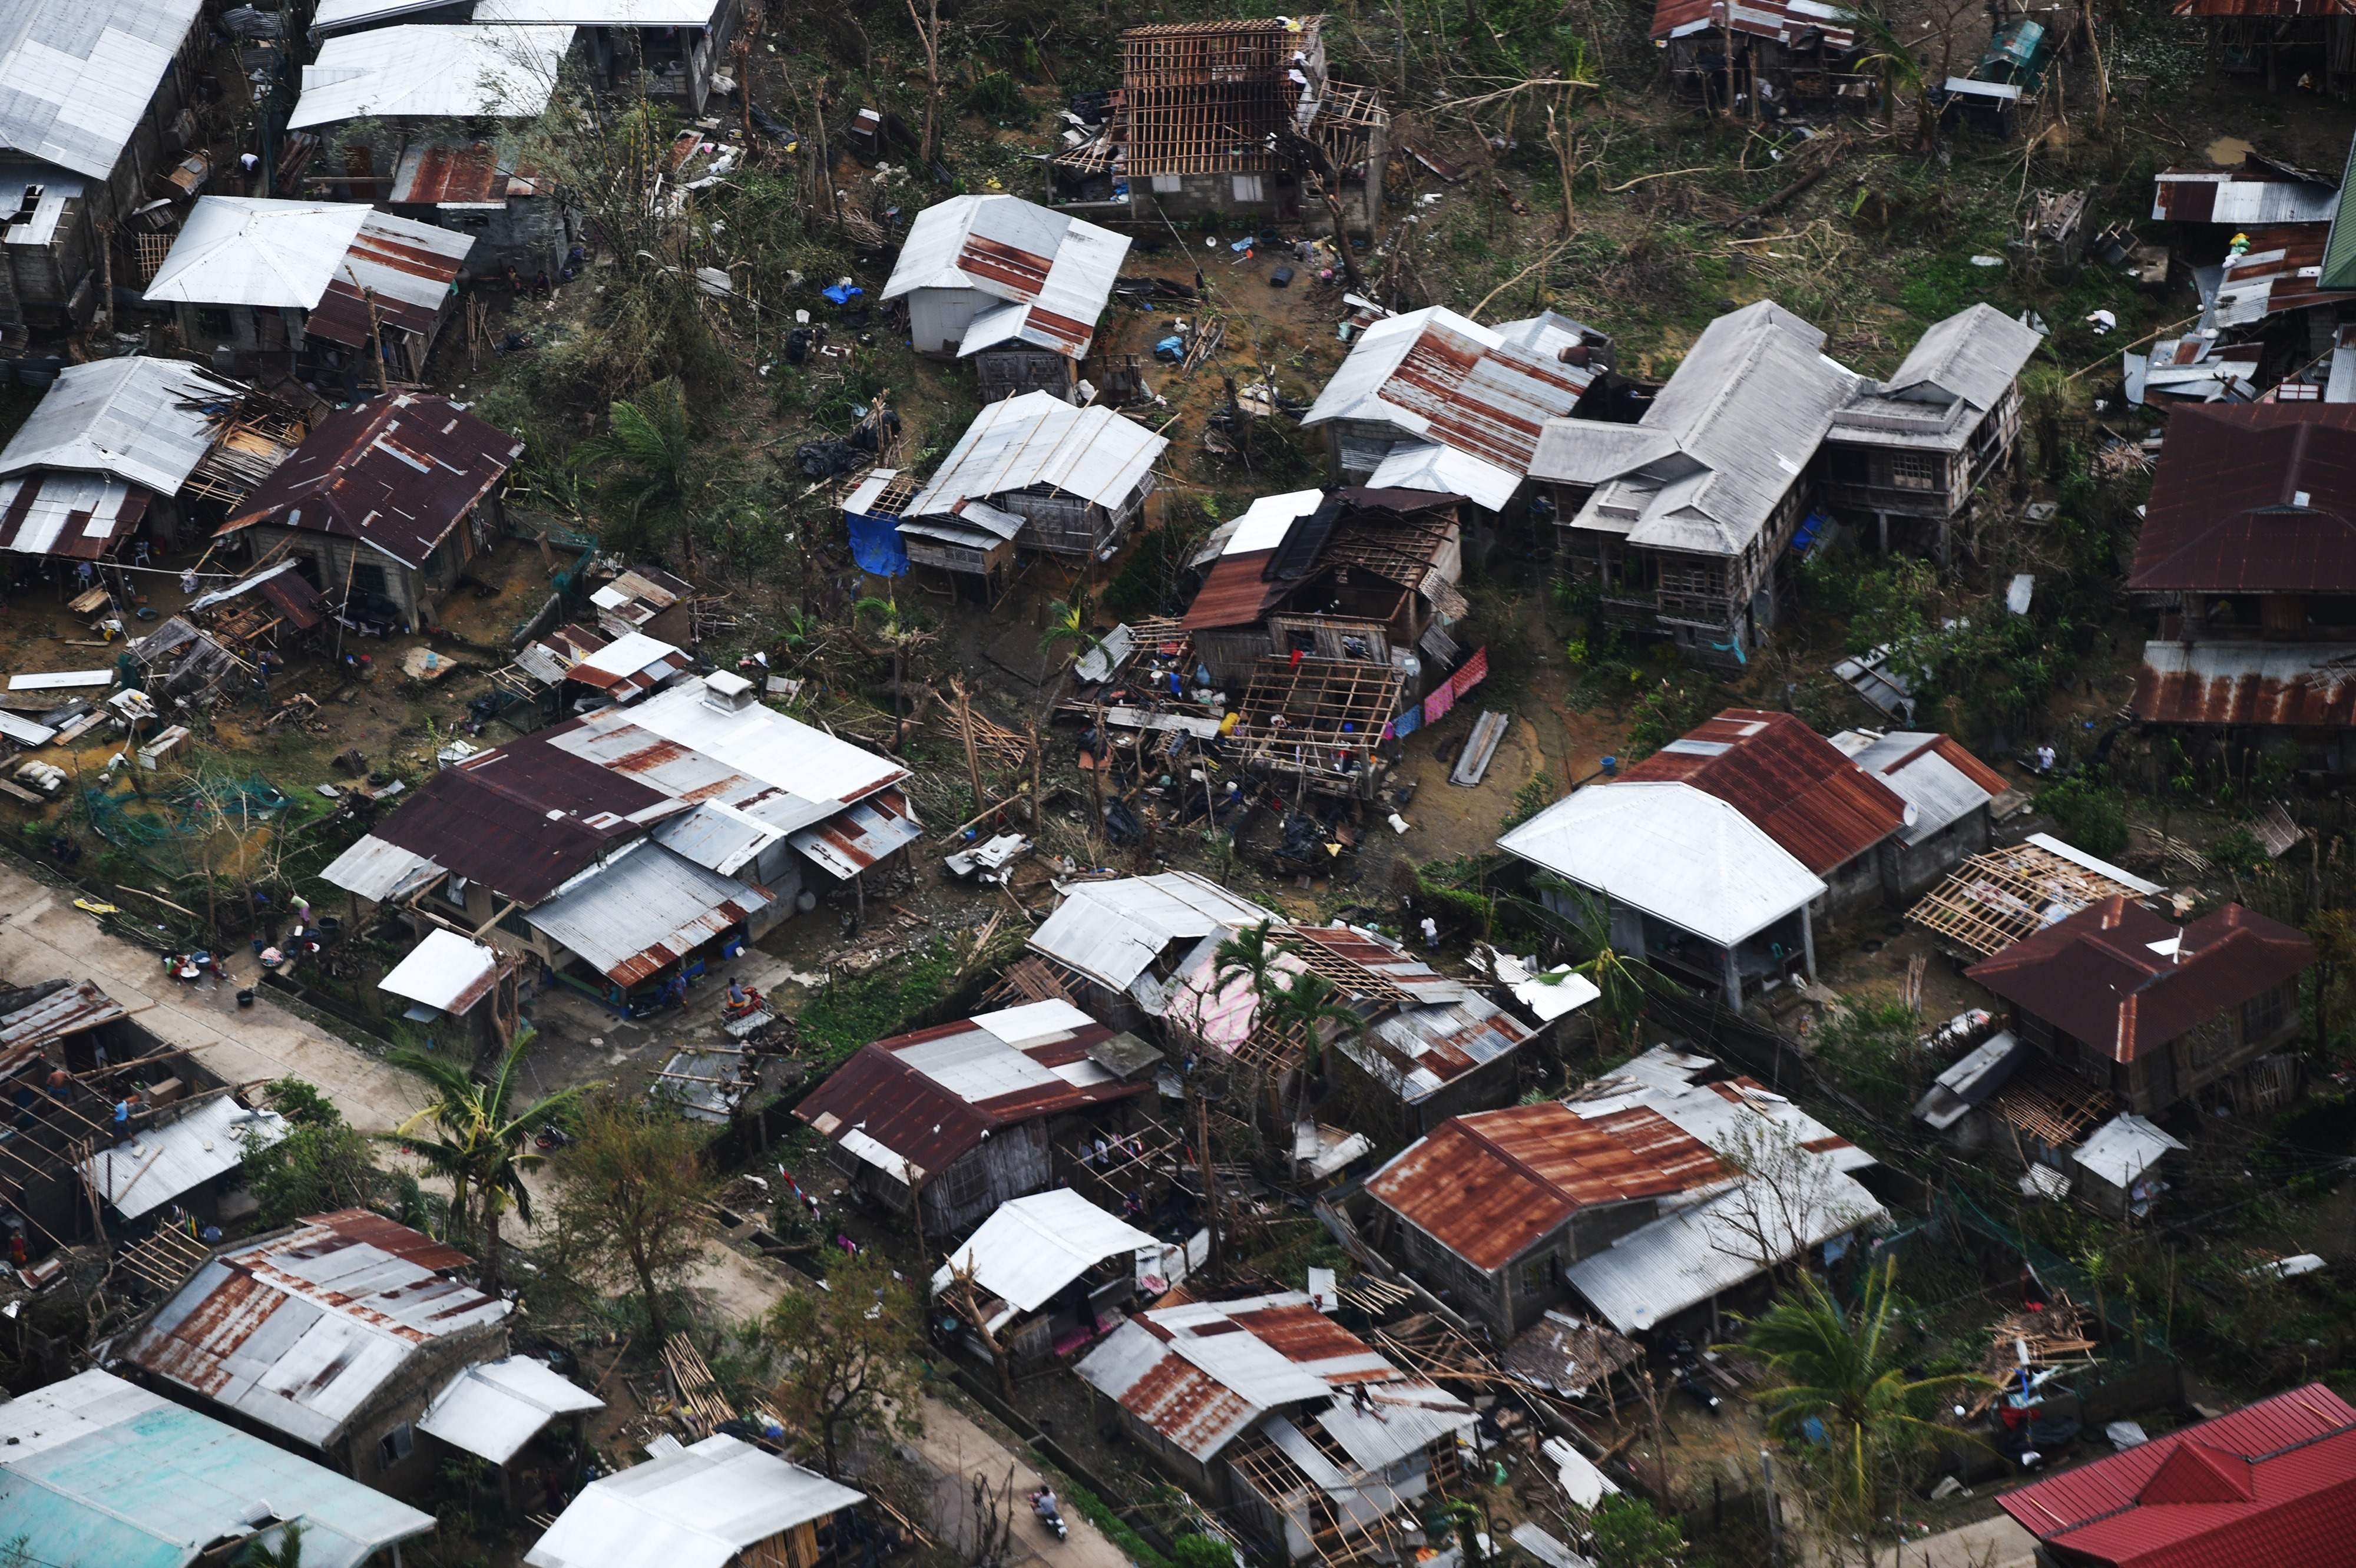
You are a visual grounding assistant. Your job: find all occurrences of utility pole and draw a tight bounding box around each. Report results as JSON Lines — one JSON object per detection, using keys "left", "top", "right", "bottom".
{"left": 1194, "top": 1085, "right": 1223, "bottom": 1279}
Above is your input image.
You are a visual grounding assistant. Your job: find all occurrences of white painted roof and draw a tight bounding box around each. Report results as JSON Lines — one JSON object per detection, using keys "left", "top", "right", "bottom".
{"left": 0, "top": 0, "right": 202, "bottom": 182}
{"left": 881, "top": 194, "right": 1131, "bottom": 361}
{"left": 1497, "top": 781, "right": 1824, "bottom": 947}
{"left": 1030, "top": 872, "right": 1278, "bottom": 992}
{"left": 0, "top": 358, "right": 242, "bottom": 495}
{"left": 145, "top": 200, "right": 472, "bottom": 315}
{"left": 319, "top": 833, "right": 444, "bottom": 901}
{"left": 379, "top": 928, "right": 499, "bottom": 1014}
{"left": 313, "top": 0, "right": 475, "bottom": 32}
{"left": 930, "top": 1188, "right": 1158, "bottom": 1314}
{"left": 524, "top": 1435, "right": 865, "bottom": 1568}
{"left": 2072, "top": 1113, "right": 2185, "bottom": 1188}
{"left": 290, "top": 25, "right": 574, "bottom": 128}
{"left": 476, "top": 0, "right": 725, "bottom": 22}
{"left": 419, "top": 1355, "right": 604, "bottom": 1466}
{"left": 907, "top": 391, "right": 1167, "bottom": 517}
{"left": 81, "top": 1098, "right": 289, "bottom": 1220}
{"left": 1223, "top": 488, "right": 1327, "bottom": 555}
{"left": 1367, "top": 440, "right": 1518, "bottom": 513}
{"left": 572, "top": 629, "right": 682, "bottom": 680}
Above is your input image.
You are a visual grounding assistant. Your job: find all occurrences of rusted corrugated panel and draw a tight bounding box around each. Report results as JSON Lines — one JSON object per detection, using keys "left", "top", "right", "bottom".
{"left": 1181, "top": 548, "right": 1283, "bottom": 630}
{"left": 392, "top": 143, "right": 505, "bottom": 206}
{"left": 2133, "top": 640, "right": 2356, "bottom": 726}
{"left": 957, "top": 234, "right": 1053, "bottom": 299}
{"left": 1364, "top": 1103, "right": 1725, "bottom": 1272}
{"left": 1966, "top": 896, "right": 2313, "bottom": 1063}
{"left": 1617, "top": 708, "right": 1908, "bottom": 874}
{"left": 1387, "top": 323, "right": 1591, "bottom": 473}
{"left": 2127, "top": 404, "right": 2356, "bottom": 593}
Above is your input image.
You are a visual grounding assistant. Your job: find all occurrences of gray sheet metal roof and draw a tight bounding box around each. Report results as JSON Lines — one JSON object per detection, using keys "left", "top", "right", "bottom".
{"left": 0, "top": 0, "right": 203, "bottom": 182}
{"left": 1029, "top": 871, "right": 1278, "bottom": 993}
{"left": 418, "top": 1355, "right": 604, "bottom": 1466}
{"left": 290, "top": 24, "right": 574, "bottom": 129}
{"left": 124, "top": 1210, "right": 509, "bottom": 1450}
{"left": 0, "top": 1368, "right": 435, "bottom": 1568}
{"left": 1874, "top": 303, "right": 2042, "bottom": 411}
{"left": 908, "top": 391, "right": 1168, "bottom": 517}
{"left": 82, "top": 1098, "right": 289, "bottom": 1220}
{"left": 881, "top": 194, "right": 1131, "bottom": 360}
{"left": 318, "top": 833, "right": 444, "bottom": 901}
{"left": 1553, "top": 301, "right": 1858, "bottom": 557}
{"left": 524, "top": 1435, "right": 864, "bottom": 1568}
{"left": 523, "top": 842, "right": 770, "bottom": 987}
{"left": 0, "top": 358, "right": 243, "bottom": 495}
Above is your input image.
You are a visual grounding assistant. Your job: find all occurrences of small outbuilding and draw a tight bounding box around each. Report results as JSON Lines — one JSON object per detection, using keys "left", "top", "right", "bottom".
{"left": 904, "top": 391, "right": 1169, "bottom": 559}
{"left": 931, "top": 1187, "right": 1160, "bottom": 1370}
{"left": 881, "top": 195, "right": 1129, "bottom": 401}
{"left": 525, "top": 1434, "right": 865, "bottom": 1568}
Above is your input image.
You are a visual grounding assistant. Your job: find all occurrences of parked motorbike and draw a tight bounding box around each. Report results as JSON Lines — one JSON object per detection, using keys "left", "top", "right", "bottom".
{"left": 534, "top": 1122, "right": 576, "bottom": 1152}
{"left": 1030, "top": 1488, "right": 1068, "bottom": 1543}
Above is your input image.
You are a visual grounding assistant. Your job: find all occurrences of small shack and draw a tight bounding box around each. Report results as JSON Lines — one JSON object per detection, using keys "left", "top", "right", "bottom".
{"left": 525, "top": 1434, "right": 865, "bottom": 1568}
{"left": 931, "top": 1187, "right": 1160, "bottom": 1371}
{"left": 418, "top": 1354, "right": 604, "bottom": 1513}
{"left": 904, "top": 390, "right": 1169, "bottom": 559}
{"left": 379, "top": 928, "right": 518, "bottom": 1067}
{"left": 0, "top": 358, "right": 246, "bottom": 563}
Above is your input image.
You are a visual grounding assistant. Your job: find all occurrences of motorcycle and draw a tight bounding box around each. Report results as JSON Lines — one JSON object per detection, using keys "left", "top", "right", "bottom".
{"left": 534, "top": 1122, "right": 577, "bottom": 1152}
{"left": 722, "top": 985, "right": 768, "bottom": 1021}
{"left": 1030, "top": 1489, "right": 1068, "bottom": 1543}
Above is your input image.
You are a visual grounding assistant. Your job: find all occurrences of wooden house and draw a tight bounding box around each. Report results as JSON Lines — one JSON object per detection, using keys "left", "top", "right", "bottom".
{"left": 903, "top": 391, "right": 1169, "bottom": 560}
{"left": 524, "top": 1435, "right": 865, "bottom": 1568}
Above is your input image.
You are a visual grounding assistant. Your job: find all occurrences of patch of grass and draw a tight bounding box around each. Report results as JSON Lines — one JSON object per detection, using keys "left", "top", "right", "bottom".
{"left": 796, "top": 939, "right": 966, "bottom": 1061}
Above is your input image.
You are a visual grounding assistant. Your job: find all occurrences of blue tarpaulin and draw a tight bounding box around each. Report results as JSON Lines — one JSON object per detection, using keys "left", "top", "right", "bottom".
{"left": 848, "top": 511, "right": 908, "bottom": 577}
{"left": 822, "top": 283, "right": 864, "bottom": 306}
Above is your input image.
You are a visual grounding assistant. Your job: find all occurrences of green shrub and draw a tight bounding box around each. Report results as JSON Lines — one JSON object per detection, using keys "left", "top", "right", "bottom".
{"left": 2036, "top": 772, "right": 2131, "bottom": 858}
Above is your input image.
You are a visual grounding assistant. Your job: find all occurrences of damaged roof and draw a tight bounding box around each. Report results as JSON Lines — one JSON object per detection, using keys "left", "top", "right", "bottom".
{"left": 289, "top": 24, "right": 574, "bottom": 128}
{"left": 1365, "top": 1102, "right": 1726, "bottom": 1272}
{"left": 2155, "top": 161, "right": 2339, "bottom": 226}
{"left": 224, "top": 393, "right": 521, "bottom": 570}
{"left": 1827, "top": 729, "right": 2009, "bottom": 846}
{"left": 147, "top": 200, "right": 475, "bottom": 342}
{"left": 122, "top": 1209, "right": 508, "bottom": 1450}
{"left": 1616, "top": 709, "right": 1910, "bottom": 874}
{"left": 2131, "top": 639, "right": 2356, "bottom": 727}
{"left": 525, "top": 1434, "right": 863, "bottom": 1568}
{"left": 378, "top": 927, "right": 501, "bottom": 1015}
{"left": 1649, "top": 0, "right": 1857, "bottom": 48}
{"left": 0, "top": 358, "right": 243, "bottom": 497}
{"left": 0, "top": 0, "right": 203, "bottom": 183}
{"left": 1303, "top": 308, "right": 1604, "bottom": 513}
{"left": 908, "top": 391, "right": 1168, "bottom": 517}
{"left": 795, "top": 1000, "right": 1147, "bottom": 1184}
{"left": 1967, "top": 897, "right": 2314, "bottom": 1064}
{"left": 2126, "top": 403, "right": 2356, "bottom": 594}
{"left": 522, "top": 841, "right": 771, "bottom": 988}
{"left": 929, "top": 1187, "right": 1158, "bottom": 1318}
{"left": 882, "top": 194, "right": 1131, "bottom": 361}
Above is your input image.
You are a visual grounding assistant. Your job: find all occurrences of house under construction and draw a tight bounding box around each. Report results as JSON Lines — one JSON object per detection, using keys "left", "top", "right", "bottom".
{"left": 1051, "top": 19, "right": 1389, "bottom": 234}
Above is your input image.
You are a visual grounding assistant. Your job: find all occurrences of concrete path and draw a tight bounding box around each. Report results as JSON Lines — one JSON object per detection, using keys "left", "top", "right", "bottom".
{"left": 0, "top": 864, "right": 425, "bottom": 1132}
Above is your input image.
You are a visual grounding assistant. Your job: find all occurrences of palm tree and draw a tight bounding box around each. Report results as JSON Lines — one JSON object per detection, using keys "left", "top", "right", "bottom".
{"left": 1037, "top": 588, "right": 1101, "bottom": 676}
{"left": 852, "top": 594, "right": 933, "bottom": 745}
{"left": 385, "top": 1037, "right": 584, "bottom": 1294}
{"left": 1258, "top": 970, "right": 1367, "bottom": 1124}
{"left": 1536, "top": 879, "right": 1662, "bottom": 1050}
{"left": 1841, "top": 5, "right": 1934, "bottom": 148}
{"left": 235, "top": 1523, "right": 303, "bottom": 1568}
{"left": 573, "top": 377, "right": 695, "bottom": 562}
{"left": 1738, "top": 1258, "right": 1977, "bottom": 1556}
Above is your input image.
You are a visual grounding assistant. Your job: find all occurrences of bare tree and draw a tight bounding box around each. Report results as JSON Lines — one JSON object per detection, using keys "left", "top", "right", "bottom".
{"left": 942, "top": 1256, "right": 1017, "bottom": 1397}
{"left": 1703, "top": 1110, "right": 1874, "bottom": 1284}
{"left": 905, "top": 0, "right": 945, "bottom": 167}
{"left": 969, "top": 1466, "right": 1021, "bottom": 1568}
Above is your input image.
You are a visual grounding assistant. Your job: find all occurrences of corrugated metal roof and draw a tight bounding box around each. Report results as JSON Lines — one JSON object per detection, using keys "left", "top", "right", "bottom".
{"left": 418, "top": 1355, "right": 604, "bottom": 1466}
{"left": 319, "top": 833, "right": 445, "bottom": 902}
{"left": 1966, "top": 897, "right": 2313, "bottom": 1064}
{"left": 1364, "top": 1103, "right": 1725, "bottom": 1271}
{"left": 1030, "top": 871, "right": 1278, "bottom": 994}
{"left": 1999, "top": 1384, "right": 2356, "bottom": 1568}
{"left": 477, "top": 0, "right": 725, "bottom": 20}
{"left": 1305, "top": 308, "right": 1600, "bottom": 508}
{"left": 147, "top": 198, "right": 372, "bottom": 307}
{"left": 2127, "top": 403, "right": 2356, "bottom": 593}
{"left": 1548, "top": 300, "right": 1861, "bottom": 558}
{"left": 0, "top": 979, "right": 127, "bottom": 1076}
{"left": 524, "top": 1435, "right": 864, "bottom": 1568}
{"left": 524, "top": 842, "right": 769, "bottom": 987}
{"left": 787, "top": 787, "right": 922, "bottom": 878}
{"left": 0, "top": 1368, "right": 435, "bottom": 1568}
{"left": 1497, "top": 780, "right": 1824, "bottom": 946}
{"left": 0, "top": 471, "right": 147, "bottom": 560}
{"left": 1826, "top": 729, "right": 2006, "bottom": 845}
{"left": 1366, "top": 441, "right": 1519, "bottom": 512}
{"left": 391, "top": 138, "right": 547, "bottom": 206}
{"left": 928, "top": 1188, "right": 1158, "bottom": 1312}
{"left": 2072, "top": 1112, "right": 2185, "bottom": 1187}
{"left": 2130, "top": 639, "right": 2356, "bottom": 726}
{"left": 591, "top": 564, "right": 689, "bottom": 633}
{"left": 649, "top": 798, "right": 785, "bottom": 876}
{"left": 124, "top": 1209, "right": 508, "bottom": 1450}
{"left": 0, "top": 358, "right": 243, "bottom": 495}
{"left": 2155, "top": 165, "right": 2338, "bottom": 226}
{"left": 1348, "top": 993, "right": 1534, "bottom": 1102}
{"left": 313, "top": 0, "right": 474, "bottom": 32}
{"left": 290, "top": 25, "right": 573, "bottom": 128}
{"left": 1617, "top": 709, "right": 1908, "bottom": 874}
{"left": 907, "top": 391, "right": 1167, "bottom": 517}
{"left": 82, "top": 1099, "right": 289, "bottom": 1220}
{"left": 1650, "top": 0, "right": 1857, "bottom": 47}
{"left": 378, "top": 927, "right": 501, "bottom": 1014}
{"left": 1871, "top": 302, "right": 2042, "bottom": 411}
{"left": 795, "top": 1001, "right": 1145, "bottom": 1182}
{"left": 0, "top": 0, "right": 203, "bottom": 183}
{"left": 2209, "top": 223, "right": 2353, "bottom": 326}
{"left": 882, "top": 194, "right": 1129, "bottom": 361}
{"left": 224, "top": 392, "right": 519, "bottom": 570}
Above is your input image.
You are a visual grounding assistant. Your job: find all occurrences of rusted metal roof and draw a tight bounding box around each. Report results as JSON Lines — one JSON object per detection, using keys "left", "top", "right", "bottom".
{"left": 1966, "top": 897, "right": 2314, "bottom": 1064}
{"left": 2132, "top": 640, "right": 2356, "bottom": 726}
{"left": 2127, "top": 404, "right": 2356, "bottom": 593}
{"left": 0, "top": 980, "right": 127, "bottom": 1077}
{"left": 2209, "top": 223, "right": 2355, "bottom": 326}
{"left": 223, "top": 393, "right": 521, "bottom": 570}
{"left": 391, "top": 141, "right": 546, "bottom": 206}
{"left": 2154, "top": 163, "right": 2338, "bottom": 226}
{"left": 1616, "top": 708, "right": 1909, "bottom": 874}
{"left": 1650, "top": 0, "right": 1858, "bottom": 48}
{"left": 123, "top": 1209, "right": 506, "bottom": 1450}
{"left": 787, "top": 788, "right": 922, "bottom": 879}
{"left": 795, "top": 1001, "right": 1147, "bottom": 1184}
{"left": 1363, "top": 1103, "right": 1726, "bottom": 1273}
{"left": 522, "top": 843, "right": 769, "bottom": 988}
{"left": 1181, "top": 548, "right": 1284, "bottom": 630}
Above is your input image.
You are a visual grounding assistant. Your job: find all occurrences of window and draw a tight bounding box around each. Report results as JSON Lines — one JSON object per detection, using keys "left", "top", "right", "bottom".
{"left": 195, "top": 306, "right": 233, "bottom": 340}
{"left": 1151, "top": 173, "right": 1182, "bottom": 194}
{"left": 1515, "top": 1252, "right": 1553, "bottom": 1301}
{"left": 941, "top": 1155, "right": 989, "bottom": 1210}
{"left": 1890, "top": 452, "right": 1940, "bottom": 491}
{"left": 1232, "top": 174, "right": 1264, "bottom": 203}
{"left": 2242, "top": 985, "right": 2288, "bottom": 1043}
{"left": 378, "top": 1423, "right": 414, "bottom": 1468}
{"left": 443, "top": 875, "right": 469, "bottom": 910}
{"left": 350, "top": 561, "right": 391, "bottom": 601}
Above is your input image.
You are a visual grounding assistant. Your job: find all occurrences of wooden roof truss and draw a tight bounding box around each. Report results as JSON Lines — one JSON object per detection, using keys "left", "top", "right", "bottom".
{"left": 1907, "top": 843, "right": 2154, "bottom": 958}
{"left": 1230, "top": 655, "right": 1404, "bottom": 793}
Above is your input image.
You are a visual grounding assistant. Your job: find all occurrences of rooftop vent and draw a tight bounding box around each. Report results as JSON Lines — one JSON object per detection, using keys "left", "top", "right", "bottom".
{"left": 702, "top": 669, "right": 757, "bottom": 712}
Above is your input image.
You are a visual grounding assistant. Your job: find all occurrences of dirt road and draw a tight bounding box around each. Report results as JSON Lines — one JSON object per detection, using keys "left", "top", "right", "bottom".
{"left": 0, "top": 862, "right": 425, "bottom": 1132}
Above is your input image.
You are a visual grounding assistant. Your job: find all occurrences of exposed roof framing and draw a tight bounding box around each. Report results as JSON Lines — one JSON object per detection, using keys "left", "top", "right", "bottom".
{"left": 1230, "top": 655, "right": 1405, "bottom": 791}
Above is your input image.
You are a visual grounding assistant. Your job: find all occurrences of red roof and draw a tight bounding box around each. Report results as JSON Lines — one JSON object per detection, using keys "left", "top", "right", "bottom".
{"left": 2128, "top": 405, "right": 2356, "bottom": 594}
{"left": 1364, "top": 1102, "right": 1725, "bottom": 1272}
{"left": 1616, "top": 709, "right": 1908, "bottom": 874}
{"left": 2000, "top": 1383, "right": 2356, "bottom": 1568}
{"left": 1965, "top": 897, "right": 2315, "bottom": 1064}
{"left": 1182, "top": 548, "right": 1285, "bottom": 631}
